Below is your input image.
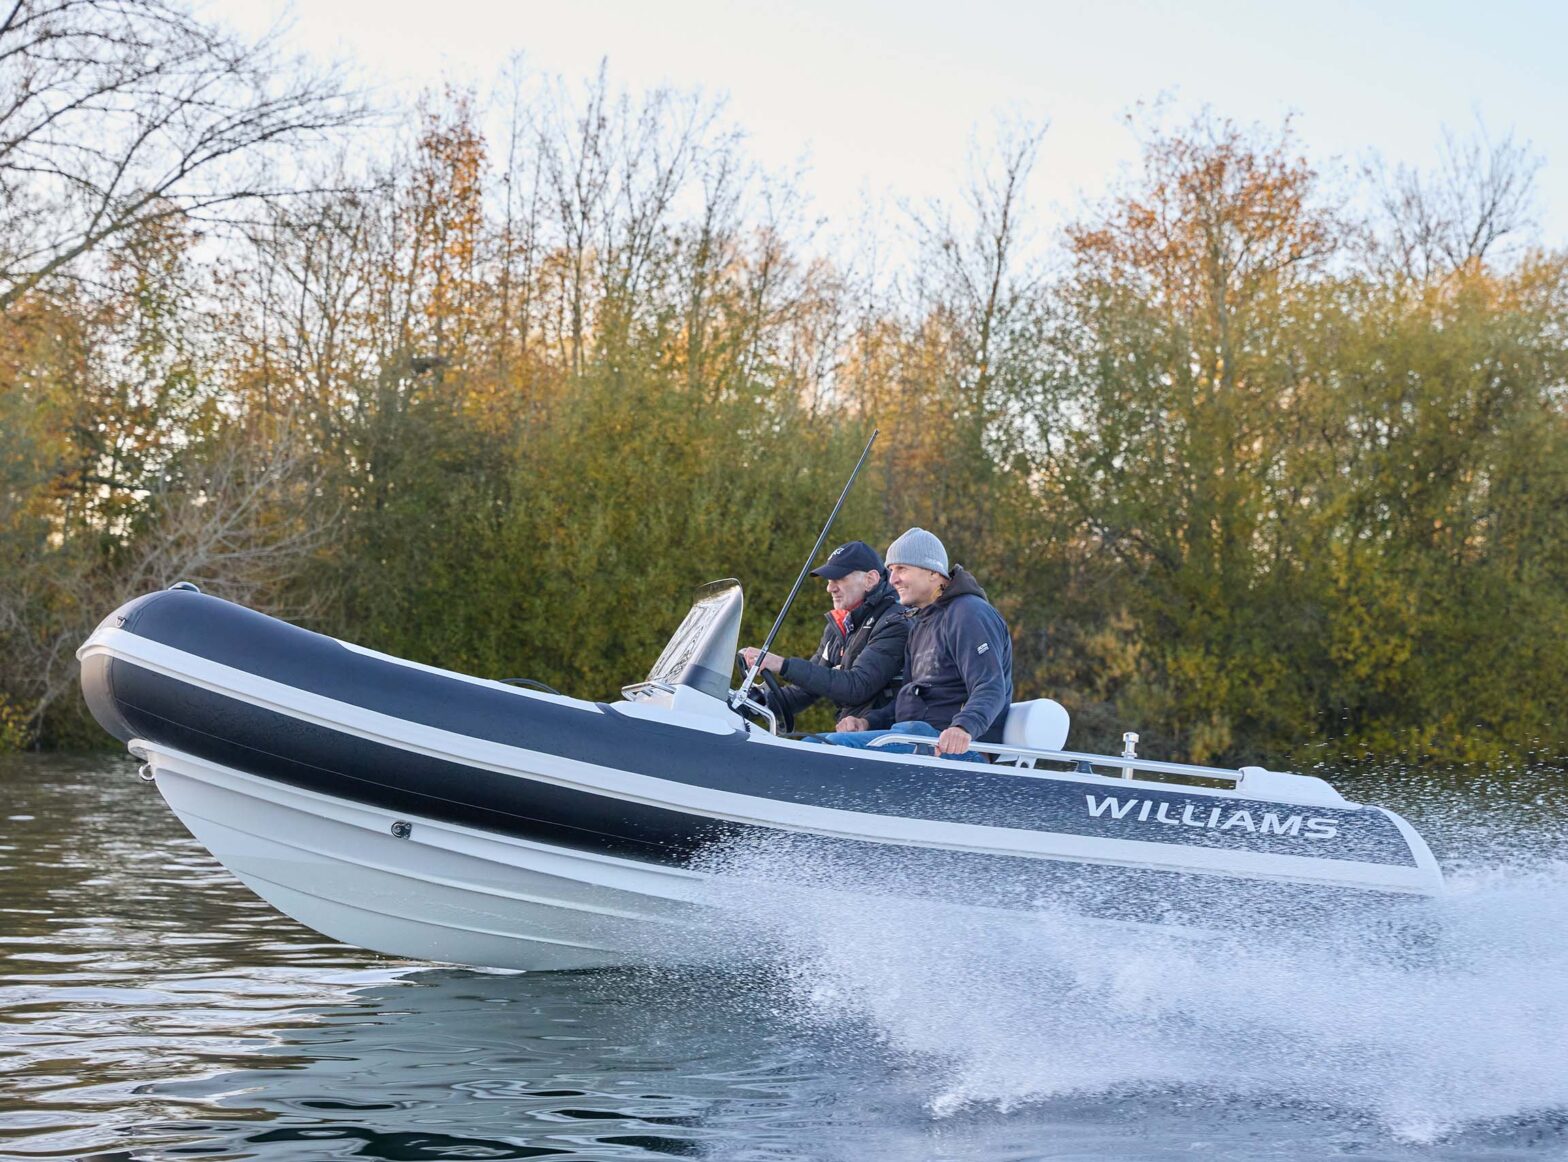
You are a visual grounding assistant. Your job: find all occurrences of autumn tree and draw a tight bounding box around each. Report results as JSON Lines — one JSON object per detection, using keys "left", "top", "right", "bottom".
{"left": 1038, "top": 113, "right": 1343, "bottom": 760}
{"left": 0, "top": 0, "right": 363, "bottom": 745}
{"left": 1319, "top": 258, "right": 1568, "bottom": 760}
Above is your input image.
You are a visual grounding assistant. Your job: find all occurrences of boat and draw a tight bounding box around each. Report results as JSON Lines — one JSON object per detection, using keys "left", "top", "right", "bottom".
{"left": 77, "top": 580, "right": 1443, "bottom": 971}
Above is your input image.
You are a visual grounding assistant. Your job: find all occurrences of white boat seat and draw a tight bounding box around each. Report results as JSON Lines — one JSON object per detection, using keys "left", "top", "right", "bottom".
{"left": 1001, "top": 698, "right": 1070, "bottom": 752}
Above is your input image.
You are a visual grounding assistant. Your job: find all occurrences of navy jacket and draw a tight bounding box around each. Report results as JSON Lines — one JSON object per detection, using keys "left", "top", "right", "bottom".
{"left": 866, "top": 567, "right": 1013, "bottom": 741}
{"left": 773, "top": 577, "right": 908, "bottom": 721}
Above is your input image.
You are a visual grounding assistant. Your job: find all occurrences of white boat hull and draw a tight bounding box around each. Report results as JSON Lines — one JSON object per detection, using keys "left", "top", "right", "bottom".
{"left": 148, "top": 745, "right": 706, "bottom": 971}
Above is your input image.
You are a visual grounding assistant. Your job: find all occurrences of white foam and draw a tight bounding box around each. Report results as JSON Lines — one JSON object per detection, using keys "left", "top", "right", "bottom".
{"left": 693, "top": 824, "right": 1568, "bottom": 1143}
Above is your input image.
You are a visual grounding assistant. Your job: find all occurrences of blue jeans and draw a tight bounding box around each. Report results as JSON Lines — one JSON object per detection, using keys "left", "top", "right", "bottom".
{"left": 815, "top": 720, "right": 990, "bottom": 764}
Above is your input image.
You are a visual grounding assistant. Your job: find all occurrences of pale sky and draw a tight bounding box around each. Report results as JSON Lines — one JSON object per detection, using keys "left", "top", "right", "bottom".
{"left": 205, "top": 0, "right": 1567, "bottom": 248}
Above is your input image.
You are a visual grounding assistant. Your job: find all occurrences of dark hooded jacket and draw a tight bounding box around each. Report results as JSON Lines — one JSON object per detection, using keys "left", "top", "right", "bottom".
{"left": 771, "top": 576, "right": 908, "bottom": 721}
{"left": 864, "top": 566, "right": 1013, "bottom": 741}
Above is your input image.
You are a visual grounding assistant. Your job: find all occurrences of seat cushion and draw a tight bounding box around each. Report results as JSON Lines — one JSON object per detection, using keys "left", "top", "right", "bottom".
{"left": 1000, "top": 698, "right": 1070, "bottom": 751}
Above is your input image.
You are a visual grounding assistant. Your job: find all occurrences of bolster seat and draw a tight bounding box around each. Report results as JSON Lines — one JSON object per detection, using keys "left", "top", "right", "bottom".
{"left": 1000, "top": 698, "right": 1070, "bottom": 752}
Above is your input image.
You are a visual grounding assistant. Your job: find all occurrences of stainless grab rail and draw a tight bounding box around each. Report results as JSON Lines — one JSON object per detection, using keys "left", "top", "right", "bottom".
{"left": 864, "top": 733, "right": 1244, "bottom": 784}
{"left": 620, "top": 680, "right": 677, "bottom": 701}
{"left": 740, "top": 697, "right": 779, "bottom": 736}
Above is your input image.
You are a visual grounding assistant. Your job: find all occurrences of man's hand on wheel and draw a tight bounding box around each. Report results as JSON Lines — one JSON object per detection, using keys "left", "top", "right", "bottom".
{"left": 739, "top": 647, "right": 783, "bottom": 674}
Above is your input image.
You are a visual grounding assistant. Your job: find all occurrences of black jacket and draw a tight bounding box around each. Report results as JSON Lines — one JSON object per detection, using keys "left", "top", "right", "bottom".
{"left": 773, "top": 577, "right": 909, "bottom": 721}
{"left": 865, "top": 566, "right": 1013, "bottom": 741}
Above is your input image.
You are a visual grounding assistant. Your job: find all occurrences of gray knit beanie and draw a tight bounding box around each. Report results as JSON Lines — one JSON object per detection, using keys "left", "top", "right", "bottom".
{"left": 885, "top": 527, "right": 949, "bottom": 576}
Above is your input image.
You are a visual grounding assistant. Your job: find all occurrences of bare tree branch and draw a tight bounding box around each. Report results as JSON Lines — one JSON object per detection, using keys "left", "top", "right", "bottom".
{"left": 0, "top": 0, "right": 366, "bottom": 311}
{"left": 1368, "top": 118, "right": 1542, "bottom": 279}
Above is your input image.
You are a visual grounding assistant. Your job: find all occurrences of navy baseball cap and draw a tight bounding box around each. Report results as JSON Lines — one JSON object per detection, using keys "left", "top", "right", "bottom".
{"left": 811, "top": 540, "right": 883, "bottom": 579}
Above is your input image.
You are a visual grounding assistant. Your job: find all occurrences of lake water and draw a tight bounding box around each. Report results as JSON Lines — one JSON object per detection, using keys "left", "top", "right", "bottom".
{"left": 3, "top": 751, "right": 1568, "bottom": 1161}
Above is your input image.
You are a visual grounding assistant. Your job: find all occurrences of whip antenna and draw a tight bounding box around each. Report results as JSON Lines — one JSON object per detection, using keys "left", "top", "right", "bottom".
{"left": 731, "top": 429, "right": 879, "bottom": 710}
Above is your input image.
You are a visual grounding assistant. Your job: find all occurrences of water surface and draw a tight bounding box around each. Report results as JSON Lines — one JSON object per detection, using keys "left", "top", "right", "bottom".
{"left": 3, "top": 752, "right": 1567, "bottom": 1160}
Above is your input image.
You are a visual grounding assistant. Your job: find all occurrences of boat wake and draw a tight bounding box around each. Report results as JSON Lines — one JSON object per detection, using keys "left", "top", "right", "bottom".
{"left": 692, "top": 816, "right": 1568, "bottom": 1144}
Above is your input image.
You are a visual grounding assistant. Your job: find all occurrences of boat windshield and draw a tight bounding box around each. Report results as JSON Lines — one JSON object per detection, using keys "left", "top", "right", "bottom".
{"left": 645, "top": 579, "right": 743, "bottom": 701}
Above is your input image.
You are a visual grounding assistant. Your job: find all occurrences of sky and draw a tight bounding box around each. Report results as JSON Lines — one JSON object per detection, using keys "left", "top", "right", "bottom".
{"left": 204, "top": 0, "right": 1567, "bottom": 249}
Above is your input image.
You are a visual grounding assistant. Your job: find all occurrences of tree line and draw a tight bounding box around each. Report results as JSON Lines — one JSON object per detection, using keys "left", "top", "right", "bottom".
{"left": 2, "top": 0, "right": 1564, "bottom": 768}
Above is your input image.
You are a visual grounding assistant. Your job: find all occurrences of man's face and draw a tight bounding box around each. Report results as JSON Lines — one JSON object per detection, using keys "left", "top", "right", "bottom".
{"left": 825, "top": 569, "right": 877, "bottom": 611}
{"left": 888, "top": 563, "right": 945, "bottom": 608}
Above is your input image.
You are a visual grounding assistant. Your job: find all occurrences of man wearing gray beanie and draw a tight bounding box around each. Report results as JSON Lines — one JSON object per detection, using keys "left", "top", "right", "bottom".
{"left": 823, "top": 527, "right": 1013, "bottom": 762}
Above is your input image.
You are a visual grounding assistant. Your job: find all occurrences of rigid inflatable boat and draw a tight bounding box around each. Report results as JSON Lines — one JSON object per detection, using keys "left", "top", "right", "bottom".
{"left": 78, "top": 581, "right": 1443, "bottom": 970}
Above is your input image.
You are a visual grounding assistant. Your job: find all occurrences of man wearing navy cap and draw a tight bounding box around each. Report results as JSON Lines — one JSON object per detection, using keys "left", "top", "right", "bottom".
{"left": 739, "top": 539, "right": 909, "bottom": 729}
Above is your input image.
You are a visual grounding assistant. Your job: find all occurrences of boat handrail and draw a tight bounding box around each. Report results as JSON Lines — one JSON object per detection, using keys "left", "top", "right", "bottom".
{"left": 620, "top": 679, "right": 677, "bottom": 701}
{"left": 737, "top": 696, "right": 779, "bottom": 735}
{"left": 865, "top": 733, "right": 1244, "bottom": 785}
